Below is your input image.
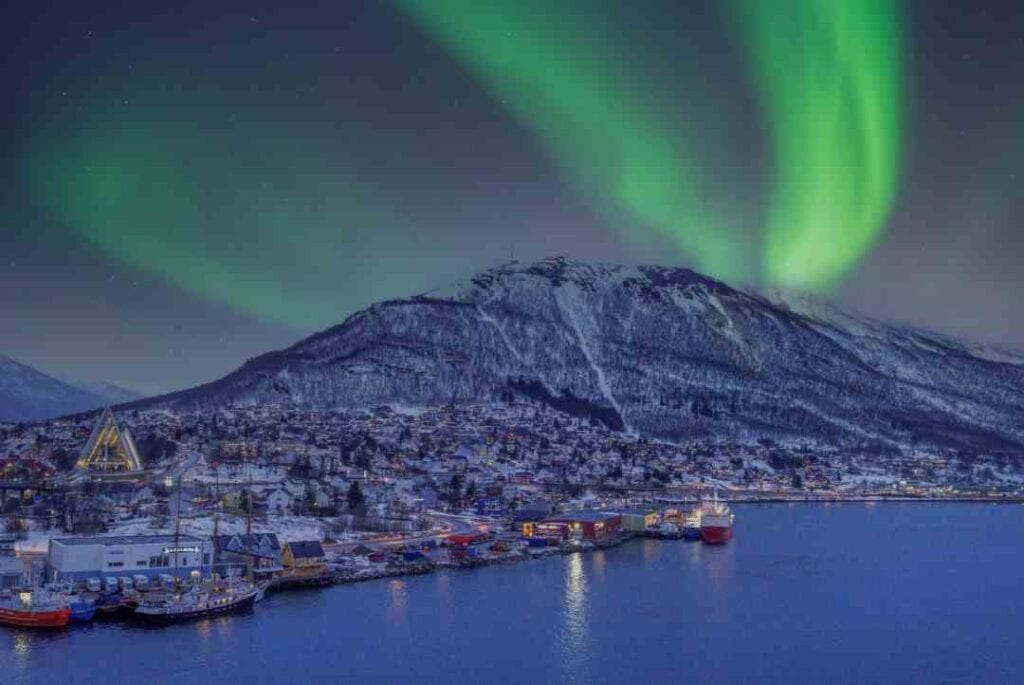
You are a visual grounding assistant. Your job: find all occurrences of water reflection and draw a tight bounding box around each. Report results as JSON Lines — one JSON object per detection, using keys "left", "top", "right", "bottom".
{"left": 641, "top": 539, "right": 660, "bottom": 564}
{"left": 434, "top": 570, "right": 451, "bottom": 604}
{"left": 560, "top": 553, "right": 591, "bottom": 685}
{"left": 387, "top": 579, "right": 408, "bottom": 623}
{"left": 705, "top": 544, "right": 736, "bottom": 588}
{"left": 12, "top": 631, "right": 30, "bottom": 665}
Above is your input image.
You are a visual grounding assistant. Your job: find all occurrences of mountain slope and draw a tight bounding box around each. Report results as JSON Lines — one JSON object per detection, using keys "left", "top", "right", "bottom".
{"left": 132, "top": 258, "right": 1024, "bottom": 453}
{"left": 67, "top": 379, "right": 141, "bottom": 405}
{"left": 0, "top": 355, "right": 128, "bottom": 422}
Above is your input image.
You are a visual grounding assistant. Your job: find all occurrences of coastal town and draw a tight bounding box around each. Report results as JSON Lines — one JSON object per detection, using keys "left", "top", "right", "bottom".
{"left": 0, "top": 399, "right": 1020, "bottom": 626}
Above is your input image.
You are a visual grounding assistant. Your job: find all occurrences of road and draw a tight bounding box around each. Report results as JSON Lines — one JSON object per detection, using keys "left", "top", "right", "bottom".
{"left": 324, "top": 511, "right": 496, "bottom": 554}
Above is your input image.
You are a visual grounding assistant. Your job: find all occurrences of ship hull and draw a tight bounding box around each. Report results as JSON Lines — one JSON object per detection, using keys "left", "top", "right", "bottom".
{"left": 69, "top": 603, "right": 96, "bottom": 622}
{"left": 700, "top": 525, "right": 733, "bottom": 545}
{"left": 134, "top": 592, "right": 256, "bottom": 625}
{"left": 0, "top": 607, "right": 71, "bottom": 628}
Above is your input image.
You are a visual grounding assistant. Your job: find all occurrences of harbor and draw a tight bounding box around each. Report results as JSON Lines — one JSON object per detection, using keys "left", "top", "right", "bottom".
{"left": 5, "top": 502, "right": 1024, "bottom": 685}
{"left": 0, "top": 495, "right": 734, "bottom": 629}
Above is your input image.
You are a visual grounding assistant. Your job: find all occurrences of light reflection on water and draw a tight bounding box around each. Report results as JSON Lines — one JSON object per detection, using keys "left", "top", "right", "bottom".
{"left": 641, "top": 538, "right": 660, "bottom": 564}
{"left": 12, "top": 631, "right": 30, "bottom": 663}
{"left": 388, "top": 579, "right": 408, "bottom": 622}
{"left": 560, "top": 552, "right": 590, "bottom": 685}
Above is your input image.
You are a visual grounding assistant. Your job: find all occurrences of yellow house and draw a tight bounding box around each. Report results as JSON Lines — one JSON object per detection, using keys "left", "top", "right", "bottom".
{"left": 281, "top": 540, "right": 327, "bottom": 580}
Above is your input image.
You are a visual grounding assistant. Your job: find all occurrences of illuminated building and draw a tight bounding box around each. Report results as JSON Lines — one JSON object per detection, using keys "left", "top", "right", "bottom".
{"left": 75, "top": 408, "right": 143, "bottom": 473}
{"left": 524, "top": 512, "right": 622, "bottom": 541}
{"left": 47, "top": 534, "right": 213, "bottom": 584}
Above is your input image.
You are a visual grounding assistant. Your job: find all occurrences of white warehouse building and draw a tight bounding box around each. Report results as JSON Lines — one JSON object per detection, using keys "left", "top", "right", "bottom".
{"left": 47, "top": 534, "right": 213, "bottom": 584}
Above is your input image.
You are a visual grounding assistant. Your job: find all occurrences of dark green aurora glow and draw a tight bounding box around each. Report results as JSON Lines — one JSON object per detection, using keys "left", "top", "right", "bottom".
{"left": 27, "top": 1, "right": 904, "bottom": 326}
{"left": 29, "top": 104, "right": 391, "bottom": 328}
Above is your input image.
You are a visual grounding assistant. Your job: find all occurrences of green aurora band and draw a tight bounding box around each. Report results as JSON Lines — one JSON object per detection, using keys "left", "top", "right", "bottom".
{"left": 394, "top": 0, "right": 744, "bottom": 281}
{"left": 399, "top": 0, "right": 904, "bottom": 290}
{"left": 728, "top": 0, "right": 903, "bottom": 289}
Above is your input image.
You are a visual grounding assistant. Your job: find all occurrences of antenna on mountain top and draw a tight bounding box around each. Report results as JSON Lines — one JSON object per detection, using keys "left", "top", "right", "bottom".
{"left": 510, "top": 242, "right": 516, "bottom": 263}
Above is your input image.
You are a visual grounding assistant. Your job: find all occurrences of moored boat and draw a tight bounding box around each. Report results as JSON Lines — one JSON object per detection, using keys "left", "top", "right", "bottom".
{"left": 699, "top": 493, "right": 734, "bottom": 544}
{"left": 0, "top": 590, "right": 71, "bottom": 629}
{"left": 682, "top": 508, "right": 703, "bottom": 540}
{"left": 133, "top": 581, "right": 257, "bottom": 624}
{"left": 94, "top": 592, "right": 135, "bottom": 619}
{"left": 68, "top": 596, "right": 97, "bottom": 622}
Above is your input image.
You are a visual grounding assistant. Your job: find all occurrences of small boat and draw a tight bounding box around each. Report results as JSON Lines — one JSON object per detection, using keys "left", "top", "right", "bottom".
{"left": 133, "top": 581, "right": 257, "bottom": 624}
{"left": 68, "top": 596, "right": 97, "bottom": 622}
{"left": 94, "top": 592, "right": 135, "bottom": 619}
{"left": 0, "top": 590, "right": 71, "bottom": 629}
{"left": 682, "top": 509, "right": 703, "bottom": 540}
{"left": 699, "top": 492, "right": 735, "bottom": 545}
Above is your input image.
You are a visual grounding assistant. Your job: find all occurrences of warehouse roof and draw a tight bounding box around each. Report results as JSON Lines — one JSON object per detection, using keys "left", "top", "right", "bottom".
{"left": 542, "top": 511, "right": 620, "bottom": 523}
{"left": 52, "top": 534, "right": 205, "bottom": 547}
{"left": 617, "top": 507, "right": 660, "bottom": 517}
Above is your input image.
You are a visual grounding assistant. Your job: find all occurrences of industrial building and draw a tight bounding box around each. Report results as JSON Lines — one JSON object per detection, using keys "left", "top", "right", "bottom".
{"left": 47, "top": 534, "right": 213, "bottom": 584}
{"left": 523, "top": 511, "right": 622, "bottom": 542}
{"left": 617, "top": 507, "right": 660, "bottom": 533}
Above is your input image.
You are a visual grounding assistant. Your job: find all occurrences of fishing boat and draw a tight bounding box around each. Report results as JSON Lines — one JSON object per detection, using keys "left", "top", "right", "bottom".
{"left": 0, "top": 589, "right": 70, "bottom": 628}
{"left": 133, "top": 581, "right": 257, "bottom": 624}
{"left": 699, "top": 492, "right": 734, "bottom": 544}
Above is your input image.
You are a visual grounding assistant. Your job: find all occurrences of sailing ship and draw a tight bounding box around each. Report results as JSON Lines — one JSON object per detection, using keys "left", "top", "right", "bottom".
{"left": 133, "top": 580, "right": 257, "bottom": 624}
{"left": 133, "top": 474, "right": 257, "bottom": 624}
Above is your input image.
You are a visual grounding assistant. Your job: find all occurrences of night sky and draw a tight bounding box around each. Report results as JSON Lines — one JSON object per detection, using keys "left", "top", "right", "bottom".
{"left": 2, "top": 1, "right": 1022, "bottom": 394}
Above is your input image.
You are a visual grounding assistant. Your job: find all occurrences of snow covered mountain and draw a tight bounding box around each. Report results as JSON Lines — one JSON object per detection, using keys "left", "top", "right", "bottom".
{"left": 133, "top": 258, "right": 1024, "bottom": 454}
{"left": 0, "top": 355, "right": 135, "bottom": 422}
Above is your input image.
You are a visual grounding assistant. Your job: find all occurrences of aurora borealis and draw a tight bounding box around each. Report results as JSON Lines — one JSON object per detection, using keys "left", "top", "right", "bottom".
{"left": 729, "top": 0, "right": 904, "bottom": 289}
{"left": 396, "top": 0, "right": 904, "bottom": 291}
{"left": 2, "top": 1, "right": 1023, "bottom": 392}
{"left": 393, "top": 0, "right": 746, "bottom": 282}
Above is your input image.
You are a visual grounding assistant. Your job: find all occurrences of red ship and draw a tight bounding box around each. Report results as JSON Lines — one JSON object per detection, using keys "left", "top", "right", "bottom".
{"left": 0, "top": 590, "right": 71, "bottom": 628}
{"left": 699, "top": 492, "right": 734, "bottom": 544}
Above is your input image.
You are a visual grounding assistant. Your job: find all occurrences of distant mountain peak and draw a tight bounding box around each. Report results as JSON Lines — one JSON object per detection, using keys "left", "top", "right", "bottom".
{"left": 0, "top": 354, "right": 135, "bottom": 422}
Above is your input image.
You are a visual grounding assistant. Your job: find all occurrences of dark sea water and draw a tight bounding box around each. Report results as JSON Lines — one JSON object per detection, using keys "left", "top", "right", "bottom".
{"left": 3, "top": 503, "right": 1023, "bottom": 685}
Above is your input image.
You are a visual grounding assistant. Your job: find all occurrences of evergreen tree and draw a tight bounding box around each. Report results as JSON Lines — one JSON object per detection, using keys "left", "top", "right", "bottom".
{"left": 346, "top": 481, "right": 366, "bottom": 514}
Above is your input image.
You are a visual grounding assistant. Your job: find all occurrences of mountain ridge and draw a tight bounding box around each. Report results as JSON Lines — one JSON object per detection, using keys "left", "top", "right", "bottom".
{"left": 124, "top": 257, "right": 1024, "bottom": 454}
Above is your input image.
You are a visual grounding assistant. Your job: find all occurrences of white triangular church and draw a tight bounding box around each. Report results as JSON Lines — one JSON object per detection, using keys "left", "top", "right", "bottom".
{"left": 76, "top": 407, "right": 143, "bottom": 472}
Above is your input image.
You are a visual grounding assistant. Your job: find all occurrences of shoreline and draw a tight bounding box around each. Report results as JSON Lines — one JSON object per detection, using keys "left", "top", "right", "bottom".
{"left": 722, "top": 495, "right": 1024, "bottom": 504}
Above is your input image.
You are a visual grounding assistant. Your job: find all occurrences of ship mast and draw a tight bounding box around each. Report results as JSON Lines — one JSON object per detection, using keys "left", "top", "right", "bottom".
{"left": 173, "top": 473, "right": 182, "bottom": 593}
{"left": 246, "top": 466, "right": 253, "bottom": 536}
{"left": 213, "top": 465, "right": 220, "bottom": 539}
